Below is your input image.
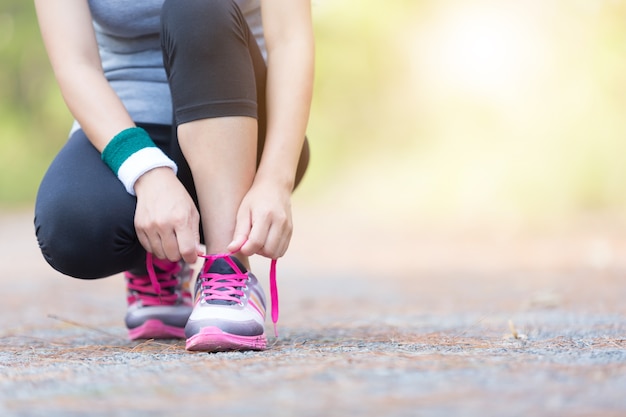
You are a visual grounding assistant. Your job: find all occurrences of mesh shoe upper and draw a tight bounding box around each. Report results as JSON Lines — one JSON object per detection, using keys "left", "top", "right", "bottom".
{"left": 185, "top": 255, "right": 267, "bottom": 339}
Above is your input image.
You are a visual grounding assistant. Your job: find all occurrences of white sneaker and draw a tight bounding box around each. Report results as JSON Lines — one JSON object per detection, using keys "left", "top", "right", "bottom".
{"left": 185, "top": 254, "right": 268, "bottom": 351}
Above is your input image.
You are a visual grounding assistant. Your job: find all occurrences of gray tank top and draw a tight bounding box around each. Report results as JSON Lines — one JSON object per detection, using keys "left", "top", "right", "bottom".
{"left": 74, "top": 0, "right": 265, "bottom": 132}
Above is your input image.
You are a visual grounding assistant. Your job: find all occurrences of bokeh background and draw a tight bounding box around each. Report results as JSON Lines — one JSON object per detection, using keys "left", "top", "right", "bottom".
{"left": 2, "top": 0, "right": 626, "bottom": 235}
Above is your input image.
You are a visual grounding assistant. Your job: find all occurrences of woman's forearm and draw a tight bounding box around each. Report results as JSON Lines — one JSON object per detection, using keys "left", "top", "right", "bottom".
{"left": 257, "top": 0, "right": 314, "bottom": 191}
{"left": 56, "top": 66, "right": 136, "bottom": 151}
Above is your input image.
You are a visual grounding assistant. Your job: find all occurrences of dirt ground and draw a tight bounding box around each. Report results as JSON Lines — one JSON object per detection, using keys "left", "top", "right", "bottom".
{"left": 1, "top": 205, "right": 625, "bottom": 417}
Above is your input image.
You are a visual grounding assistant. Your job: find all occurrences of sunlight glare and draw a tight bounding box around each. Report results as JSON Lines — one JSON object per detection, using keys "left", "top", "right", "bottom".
{"left": 412, "top": 3, "right": 547, "bottom": 100}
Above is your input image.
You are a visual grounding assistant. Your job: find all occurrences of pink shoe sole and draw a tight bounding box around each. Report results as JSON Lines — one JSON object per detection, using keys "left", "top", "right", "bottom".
{"left": 128, "top": 319, "right": 186, "bottom": 340}
{"left": 185, "top": 326, "right": 267, "bottom": 352}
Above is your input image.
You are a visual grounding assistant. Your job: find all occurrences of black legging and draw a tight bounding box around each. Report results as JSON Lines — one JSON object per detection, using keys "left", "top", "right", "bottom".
{"left": 34, "top": 0, "right": 309, "bottom": 279}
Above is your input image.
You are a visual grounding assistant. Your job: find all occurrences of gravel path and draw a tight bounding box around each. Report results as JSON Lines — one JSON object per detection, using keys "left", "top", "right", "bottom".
{"left": 1, "top": 208, "right": 625, "bottom": 416}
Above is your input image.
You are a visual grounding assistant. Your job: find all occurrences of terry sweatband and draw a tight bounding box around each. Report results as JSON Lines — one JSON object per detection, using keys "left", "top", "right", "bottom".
{"left": 101, "top": 127, "right": 178, "bottom": 196}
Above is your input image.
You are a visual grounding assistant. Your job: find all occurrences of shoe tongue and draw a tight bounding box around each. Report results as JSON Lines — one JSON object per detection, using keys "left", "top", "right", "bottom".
{"left": 207, "top": 257, "right": 247, "bottom": 274}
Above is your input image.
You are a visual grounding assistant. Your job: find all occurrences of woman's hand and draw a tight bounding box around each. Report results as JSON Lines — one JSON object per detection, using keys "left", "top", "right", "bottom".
{"left": 228, "top": 180, "right": 293, "bottom": 259}
{"left": 134, "top": 167, "right": 201, "bottom": 264}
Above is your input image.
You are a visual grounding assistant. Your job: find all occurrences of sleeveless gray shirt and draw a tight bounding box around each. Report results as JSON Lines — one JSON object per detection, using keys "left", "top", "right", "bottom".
{"left": 73, "top": 0, "right": 265, "bottom": 132}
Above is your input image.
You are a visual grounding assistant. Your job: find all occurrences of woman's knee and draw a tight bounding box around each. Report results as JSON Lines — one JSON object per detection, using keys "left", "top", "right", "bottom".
{"left": 34, "top": 181, "right": 140, "bottom": 279}
{"left": 35, "top": 200, "right": 101, "bottom": 278}
{"left": 35, "top": 205, "right": 142, "bottom": 279}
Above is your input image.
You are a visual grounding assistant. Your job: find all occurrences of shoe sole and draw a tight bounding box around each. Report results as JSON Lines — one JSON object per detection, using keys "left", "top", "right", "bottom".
{"left": 185, "top": 326, "right": 267, "bottom": 352}
{"left": 128, "top": 319, "right": 186, "bottom": 340}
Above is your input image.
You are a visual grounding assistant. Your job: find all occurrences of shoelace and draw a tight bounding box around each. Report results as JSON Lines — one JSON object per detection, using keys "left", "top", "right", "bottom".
{"left": 198, "top": 252, "right": 280, "bottom": 337}
{"left": 128, "top": 252, "right": 181, "bottom": 306}
{"left": 198, "top": 254, "right": 248, "bottom": 304}
{"left": 145, "top": 252, "right": 280, "bottom": 337}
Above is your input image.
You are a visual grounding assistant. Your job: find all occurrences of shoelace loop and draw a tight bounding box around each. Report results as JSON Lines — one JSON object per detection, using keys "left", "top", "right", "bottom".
{"left": 126, "top": 252, "right": 181, "bottom": 306}
{"left": 270, "top": 258, "right": 279, "bottom": 336}
{"left": 145, "top": 252, "right": 161, "bottom": 295}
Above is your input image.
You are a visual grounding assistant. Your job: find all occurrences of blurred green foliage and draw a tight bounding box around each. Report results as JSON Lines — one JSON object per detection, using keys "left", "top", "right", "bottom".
{"left": 309, "top": 0, "right": 626, "bottom": 224}
{"left": 1, "top": 0, "right": 73, "bottom": 206}
{"left": 3, "top": 0, "right": 626, "bottom": 225}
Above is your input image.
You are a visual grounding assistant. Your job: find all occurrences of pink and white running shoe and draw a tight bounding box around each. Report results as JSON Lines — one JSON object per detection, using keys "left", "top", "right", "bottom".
{"left": 125, "top": 253, "right": 193, "bottom": 340}
{"left": 185, "top": 254, "right": 269, "bottom": 352}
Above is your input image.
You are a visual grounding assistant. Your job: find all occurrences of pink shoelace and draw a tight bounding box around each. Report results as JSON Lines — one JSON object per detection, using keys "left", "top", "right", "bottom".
{"left": 128, "top": 254, "right": 182, "bottom": 306}
{"left": 197, "top": 254, "right": 247, "bottom": 303}
{"left": 146, "top": 251, "right": 280, "bottom": 337}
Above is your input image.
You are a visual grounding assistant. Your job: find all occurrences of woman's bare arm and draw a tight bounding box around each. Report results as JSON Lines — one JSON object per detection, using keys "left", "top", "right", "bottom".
{"left": 34, "top": 0, "right": 135, "bottom": 150}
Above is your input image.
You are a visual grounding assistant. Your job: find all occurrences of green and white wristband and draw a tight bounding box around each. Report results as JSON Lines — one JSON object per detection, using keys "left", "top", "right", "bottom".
{"left": 101, "top": 127, "right": 178, "bottom": 196}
